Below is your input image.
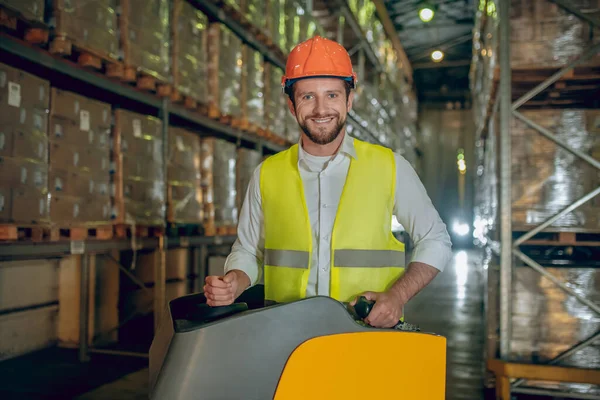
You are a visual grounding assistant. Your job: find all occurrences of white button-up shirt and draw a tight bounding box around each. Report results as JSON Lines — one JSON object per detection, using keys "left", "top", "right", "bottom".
{"left": 224, "top": 133, "right": 452, "bottom": 296}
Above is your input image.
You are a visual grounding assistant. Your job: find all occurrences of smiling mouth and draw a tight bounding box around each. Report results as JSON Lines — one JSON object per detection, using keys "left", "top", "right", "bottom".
{"left": 311, "top": 117, "right": 334, "bottom": 124}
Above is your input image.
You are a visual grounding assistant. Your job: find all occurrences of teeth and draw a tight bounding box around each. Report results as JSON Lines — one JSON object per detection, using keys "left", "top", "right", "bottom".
{"left": 314, "top": 118, "right": 332, "bottom": 123}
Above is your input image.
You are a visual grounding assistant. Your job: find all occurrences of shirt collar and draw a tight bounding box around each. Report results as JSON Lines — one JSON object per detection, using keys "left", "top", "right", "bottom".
{"left": 297, "top": 133, "right": 358, "bottom": 165}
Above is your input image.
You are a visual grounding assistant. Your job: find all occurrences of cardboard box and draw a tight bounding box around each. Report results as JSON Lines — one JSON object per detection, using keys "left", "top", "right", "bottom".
{"left": 0, "top": 0, "right": 45, "bottom": 23}
{"left": 0, "top": 157, "right": 47, "bottom": 190}
{"left": 49, "top": 167, "right": 110, "bottom": 199}
{"left": 168, "top": 183, "right": 203, "bottom": 223}
{"left": 49, "top": 117, "right": 110, "bottom": 149}
{"left": 0, "top": 62, "right": 50, "bottom": 110}
{"left": 10, "top": 187, "right": 50, "bottom": 223}
{"left": 0, "top": 128, "right": 48, "bottom": 163}
{"left": 50, "top": 89, "right": 111, "bottom": 130}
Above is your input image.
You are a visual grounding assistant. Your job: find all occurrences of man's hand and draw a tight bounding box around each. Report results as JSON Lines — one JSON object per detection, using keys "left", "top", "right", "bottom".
{"left": 203, "top": 269, "right": 250, "bottom": 307}
{"left": 350, "top": 290, "right": 405, "bottom": 328}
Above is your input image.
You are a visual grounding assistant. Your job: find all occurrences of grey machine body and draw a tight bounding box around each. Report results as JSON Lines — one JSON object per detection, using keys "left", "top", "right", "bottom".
{"left": 148, "top": 295, "right": 374, "bottom": 400}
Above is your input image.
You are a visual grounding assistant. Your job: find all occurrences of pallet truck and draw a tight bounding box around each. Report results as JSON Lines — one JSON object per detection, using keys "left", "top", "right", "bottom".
{"left": 149, "top": 294, "right": 447, "bottom": 399}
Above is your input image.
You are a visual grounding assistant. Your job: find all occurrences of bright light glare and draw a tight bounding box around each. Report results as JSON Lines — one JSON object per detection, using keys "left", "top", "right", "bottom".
{"left": 453, "top": 221, "right": 470, "bottom": 236}
{"left": 431, "top": 50, "right": 444, "bottom": 62}
{"left": 454, "top": 251, "right": 469, "bottom": 300}
{"left": 419, "top": 7, "right": 434, "bottom": 22}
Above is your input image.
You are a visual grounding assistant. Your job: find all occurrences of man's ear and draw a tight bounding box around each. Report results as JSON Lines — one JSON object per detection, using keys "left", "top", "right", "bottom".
{"left": 287, "top": 97, "right": 296, "bottom": 117}
{"left": 347, "top": 90, "right": 355, "bottom": 111}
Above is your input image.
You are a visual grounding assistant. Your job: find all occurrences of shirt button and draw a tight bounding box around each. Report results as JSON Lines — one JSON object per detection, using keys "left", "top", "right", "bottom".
{"left": 321, "top": 267, "right": 328, "bottom": 272}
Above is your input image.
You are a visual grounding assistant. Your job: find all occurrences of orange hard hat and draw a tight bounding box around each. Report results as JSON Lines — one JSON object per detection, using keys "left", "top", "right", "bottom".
{"left": 281, "top": 35, "right": 357, "bottom": 90}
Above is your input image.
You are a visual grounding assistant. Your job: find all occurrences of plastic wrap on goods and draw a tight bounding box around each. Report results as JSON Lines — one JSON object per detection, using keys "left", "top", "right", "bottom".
{"left": 0, "top": 0, "right": 44, "bottom": 22}
{"left": 172, "top": 0, "right": 208, "bottom": 101}
{"left": 112, "top": 109, "right": 165, "bottom": 226}
{"left": 264, "top": 63, "right": 287, "bottom": 139}
{"left": 0, "top": 63, "right": 50, "bottom": 224}
{"left": 120, "top": 0, "right": 170, "bottom": 81}
{"left": 510, "top": 267, "right": 600, "bottom": 395}
{"left": 236, "top": 148, "right": 262, "bottom": 211}
{"left": 168, "top": 127, "right": 202, "bottom": 224}
{"left": 243, "top": 46, "right": 265, "bottom": 129}
{"left": 49, "top": 89, "right": 112, "bottom": 225}
{"left": 208, "top": 24, "right": 243, "bottom": 119}
{"left": 268, "top": 0, "right": 287, "bottom": 51}
{"left": 243, "top": 0, "right": 266, "bottom": 34}
{"left": 511, "top": 109, "right": 600, "bottom": 230}
{"left": 200, "top": 138, "right": 238, "bottom": 229}
{"left": 48, "top": 0, "right": 119, "bottom": 61}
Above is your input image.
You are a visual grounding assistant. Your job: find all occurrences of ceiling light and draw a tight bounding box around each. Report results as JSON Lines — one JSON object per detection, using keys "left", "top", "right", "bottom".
{"left": 419, "top": 7, "right": 434, "bottom": 22}
{"left": 431, "top": 50, "right": 444, "bottom": 62}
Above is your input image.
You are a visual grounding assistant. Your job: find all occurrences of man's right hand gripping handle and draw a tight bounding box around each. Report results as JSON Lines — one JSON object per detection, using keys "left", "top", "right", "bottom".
{"left": 203, "top": 269, "right": 250, "bottom": 307}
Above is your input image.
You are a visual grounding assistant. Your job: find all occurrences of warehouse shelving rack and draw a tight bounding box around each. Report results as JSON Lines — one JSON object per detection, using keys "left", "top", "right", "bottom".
{"left": 0, "top": 0, "right": 414, "bottom": 363}
{"left": 483, "top": 0, "right": 600, "bottom": 398}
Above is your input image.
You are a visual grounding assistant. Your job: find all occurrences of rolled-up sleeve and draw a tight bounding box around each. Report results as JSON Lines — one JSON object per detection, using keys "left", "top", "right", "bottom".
{"left": 393, "top": 154, "right": 453, "bottom": 272}
{"left": 223, "top": 163, "right": 265, "bottom": 286}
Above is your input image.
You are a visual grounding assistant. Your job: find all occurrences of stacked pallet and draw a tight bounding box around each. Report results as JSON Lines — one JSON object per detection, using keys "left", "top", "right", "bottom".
{"left": 242, "top": 46, "right": 265, "bottom": 133}
{"left": 207, "top": 23, "right": 244, "bottom": 125}
{"left": 171, "top": 0, "right": 209, "bottom": 111}
{"left": 112, "top": 109, "right": 166, "bottom": 235}
{"left": 263, "top": 63, "right": 288, "bottom": 142}
{"left": 167, "top": 127, "right": 203, "bottom": 232}
{"left": 236, "top": 148, "right": 262, "bottom": 211}
{"left": 118, "top": 0, "right": 171, "bottom": 93}
{"left": 0, "top": 63, "right": 50, "bottom": 239}
{"left": 47, "top": 0, "right": 121, "bottom": 73}
{"left": 48, "top": 89, "right": 113, "bottom": 238}
{"left": 200, "top": 138, "right": 238, "bottom": 236}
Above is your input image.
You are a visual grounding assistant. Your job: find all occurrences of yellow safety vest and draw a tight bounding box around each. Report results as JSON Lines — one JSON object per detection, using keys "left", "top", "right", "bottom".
{"left": 260, "top": 137, "right": 406, "bottom": 303}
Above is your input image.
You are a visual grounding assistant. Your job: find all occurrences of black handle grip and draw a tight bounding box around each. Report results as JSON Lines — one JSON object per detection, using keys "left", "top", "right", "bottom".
{"left": 354, "top": 296, "right": 375, "bottom": 319}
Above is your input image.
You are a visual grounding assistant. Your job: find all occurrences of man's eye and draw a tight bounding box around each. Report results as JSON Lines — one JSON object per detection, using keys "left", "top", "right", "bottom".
{"left": 328, "top": 93, "right": 337, "bottom": 98}
{"left": 304, "top": 95, "right": 313, "bottom": 100}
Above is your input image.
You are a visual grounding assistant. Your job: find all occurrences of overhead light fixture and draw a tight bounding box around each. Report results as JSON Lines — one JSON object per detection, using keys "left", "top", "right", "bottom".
{"left": 431, "top": 50, "right": 444, "bottom": 62}
{"left": 419, "top": 7, "right": 434, "bottom": 22}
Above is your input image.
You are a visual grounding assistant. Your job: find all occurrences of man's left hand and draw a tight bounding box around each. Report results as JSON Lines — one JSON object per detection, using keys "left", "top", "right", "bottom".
{"left": 350, "top": 290, "right": 405, "bottom": 328}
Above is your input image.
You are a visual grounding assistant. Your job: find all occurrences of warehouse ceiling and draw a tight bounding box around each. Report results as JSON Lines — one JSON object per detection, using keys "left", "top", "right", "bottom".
{"left": 384, "top": 0, "right": 476, "bottom": 106}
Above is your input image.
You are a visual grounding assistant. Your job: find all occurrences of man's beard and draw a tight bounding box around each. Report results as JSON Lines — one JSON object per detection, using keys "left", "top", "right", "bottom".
{"left": 298, "top": 113, "right": 346, "bottom": 145}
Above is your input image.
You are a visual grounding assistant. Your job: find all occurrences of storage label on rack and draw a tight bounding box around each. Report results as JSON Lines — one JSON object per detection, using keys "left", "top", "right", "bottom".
{"left": 133, "top": 119, "right": 142, "bottom": 137}
{"left": 70, "top": 240, "right": 85, "bottom": 255}
{"left": 80, "top": 110, "right": 90, "bottom": 131}
{"left": 8, "top": 82, "right": 21, "bottom": 107}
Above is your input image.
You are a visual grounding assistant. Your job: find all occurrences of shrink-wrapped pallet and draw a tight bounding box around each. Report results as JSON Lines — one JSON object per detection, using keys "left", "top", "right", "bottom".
{"left": 171, "top": 0, "right": 209, "bottom": 104}
{"left": 200, "top": 138, "right": 237, "bottom": 235}
{"left": 48, "top": 0, "right": 119, "bottom": 62}
{"left": 112, "top": 110, "right": 165, "bottom": 226}
{"left": 264, "top": 63, "right": 287, "bottom": 140}
{"left": 267, "top": 0, "right": 286, "bottom": 50}
{"left": 242, "top": 46, "right": 265, "bottom": 130}
{"left": 119, "top": 0, "right": 170, "bottom": 82}
{"left": 242, "top": 0, "right": 266, "bottom": 36}
{"left": 236, "top": 148, "right": 262, "bottom": 211}
{"left": 207, "top": 24, "right": 243, "bottom": 122}
{"left": 0, "top": 0, "right": 44, "bottom": 22}
{"left": 511, "top": 109, "right": 600, "bottom": 230}
{"left": 167, "top": 127, "right": 203, "bottom": 224}
{"left": 48, "top": 89, "right": 112, "bottom": 225}
{"left": 0, "top": 63, "right": 50, "bottom": 224}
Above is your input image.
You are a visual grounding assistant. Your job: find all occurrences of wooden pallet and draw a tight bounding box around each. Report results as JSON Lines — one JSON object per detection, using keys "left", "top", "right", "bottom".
{"left": 170, "top": 90, "right": 209, "bottom": 115}
{"left": 203, "top": 224, "right": 236, "bottom": 237}
{"left": 48, "top": 36, "right": 125, "bottom": 80}
{"left": 0, "top": 224, "right": 114, "bottom": 241}
{"left": 515, "top": 230, "right": 600, "bottom": 247}
{"left": 113, "top": 224, "right": 165, "bottom": 239}
{"left": 0, "top": 5, "right": 48, "bottom": 45}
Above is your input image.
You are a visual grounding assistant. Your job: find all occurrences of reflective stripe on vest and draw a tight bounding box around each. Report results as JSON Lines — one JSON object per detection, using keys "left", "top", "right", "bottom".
{"left": 264, "top": 249, "right": 405, "bottom": 269}
{"left": 260, "top": 137, "right": 406, "bottom": 303}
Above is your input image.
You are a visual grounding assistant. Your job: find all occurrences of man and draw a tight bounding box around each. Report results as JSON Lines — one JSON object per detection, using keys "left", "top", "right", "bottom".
{"left": 204, "top": 36, "right": 452, "bottom": 328}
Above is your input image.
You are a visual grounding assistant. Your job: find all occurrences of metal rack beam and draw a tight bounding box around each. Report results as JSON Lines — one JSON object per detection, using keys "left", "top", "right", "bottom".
{"left": 0, "top": 236, "right": 237, "bottom": 259}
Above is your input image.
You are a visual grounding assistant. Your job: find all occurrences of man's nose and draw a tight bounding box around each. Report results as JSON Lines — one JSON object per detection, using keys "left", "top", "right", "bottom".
{"left": 313, "top": 96, "right": 327, "bottom": 115}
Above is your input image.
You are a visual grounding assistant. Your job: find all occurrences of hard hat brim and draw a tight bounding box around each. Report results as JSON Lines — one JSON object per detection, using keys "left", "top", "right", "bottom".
{"left": 282, "top": 74, "right": 357, "bottom": 89}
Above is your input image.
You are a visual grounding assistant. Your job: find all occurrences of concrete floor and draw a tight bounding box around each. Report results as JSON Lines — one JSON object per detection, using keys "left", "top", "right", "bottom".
{"left": 0, "top": 249, "right": 489, "bottom": 399}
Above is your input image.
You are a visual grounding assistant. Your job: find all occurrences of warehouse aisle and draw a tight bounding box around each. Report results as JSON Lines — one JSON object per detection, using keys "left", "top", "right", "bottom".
{"left": 405, "top": 250, "right": 486, "bottom": 400}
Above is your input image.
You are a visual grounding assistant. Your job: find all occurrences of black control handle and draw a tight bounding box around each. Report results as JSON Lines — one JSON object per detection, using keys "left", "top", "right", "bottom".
{"left": 354, "top": 296, "right": 375, "bottom": 319}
